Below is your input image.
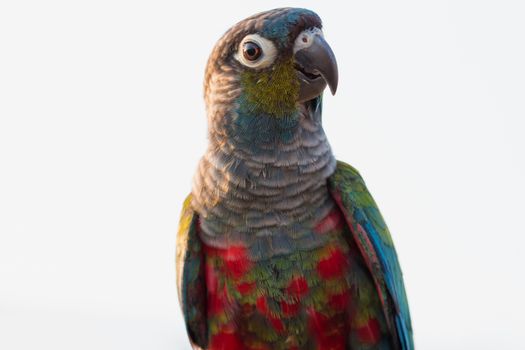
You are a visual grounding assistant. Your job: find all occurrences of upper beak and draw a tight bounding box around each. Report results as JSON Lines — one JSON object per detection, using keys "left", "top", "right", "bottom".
{"left": 294, "top": 34, "right": 338, "bottom": 102}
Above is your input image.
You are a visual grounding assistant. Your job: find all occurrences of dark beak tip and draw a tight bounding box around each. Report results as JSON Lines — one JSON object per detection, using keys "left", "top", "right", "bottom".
{"left": 330, "top": 83, "right": 338, "bottom": 95}
{"left": 323, "top": 71, "right": 338, "bottom": 95}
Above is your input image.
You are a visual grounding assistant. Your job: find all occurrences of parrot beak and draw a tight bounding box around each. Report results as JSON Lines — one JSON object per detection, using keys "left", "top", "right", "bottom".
{"left": 294, "top": 34, "right": 338, "bottom": 103}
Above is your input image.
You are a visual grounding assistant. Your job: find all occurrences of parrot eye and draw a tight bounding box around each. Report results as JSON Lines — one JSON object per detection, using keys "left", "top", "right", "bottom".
{"left": 235, "top": 34, "right": 277, "bottom": 69}
{"left": 243, "top": 42, "right": 262, "bottom": 61}
{"left": 293, "top": 27, "right": 324, "bottom": 53}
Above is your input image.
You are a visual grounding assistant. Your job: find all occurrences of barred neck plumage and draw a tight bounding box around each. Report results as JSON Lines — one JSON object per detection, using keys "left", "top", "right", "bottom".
{"left": 192, "top": 65, "right": 337, "bottom": 258}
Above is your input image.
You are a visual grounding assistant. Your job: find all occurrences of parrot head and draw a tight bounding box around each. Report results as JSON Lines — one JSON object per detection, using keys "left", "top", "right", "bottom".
{"left": 204, "top": 8, "right": 338, "bottom": 119}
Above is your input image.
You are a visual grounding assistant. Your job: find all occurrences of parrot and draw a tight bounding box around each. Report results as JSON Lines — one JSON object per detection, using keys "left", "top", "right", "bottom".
{"left": 176, "top": 8, "right": 413, "bottom": 350}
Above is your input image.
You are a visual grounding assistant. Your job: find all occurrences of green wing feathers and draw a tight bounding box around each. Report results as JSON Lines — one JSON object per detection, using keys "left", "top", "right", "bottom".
{"left": 328, "top": 161, "right": 414, "bottom": 350}
{"left": 176, "top": 194, "right": 207, "bottom": 349}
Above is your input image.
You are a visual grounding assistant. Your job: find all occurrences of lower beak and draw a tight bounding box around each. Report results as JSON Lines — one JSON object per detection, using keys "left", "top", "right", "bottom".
{"left": 294, "top": 35, "right": 339, "bottom": 103}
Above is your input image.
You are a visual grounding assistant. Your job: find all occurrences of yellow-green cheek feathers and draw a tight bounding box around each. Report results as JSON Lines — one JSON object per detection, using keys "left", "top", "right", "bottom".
{"left": 240, "top": 58, "right": 299, "bottom": 117}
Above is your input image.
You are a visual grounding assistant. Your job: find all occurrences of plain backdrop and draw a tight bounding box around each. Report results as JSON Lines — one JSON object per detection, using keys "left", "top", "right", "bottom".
{"left": 1, "top": 1, "right": 524, "bottom": 349}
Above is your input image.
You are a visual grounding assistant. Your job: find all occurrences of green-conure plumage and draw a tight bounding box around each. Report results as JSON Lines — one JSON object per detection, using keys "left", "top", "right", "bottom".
{"left": 176, "top": 7, "right": 414, "bottom": 350}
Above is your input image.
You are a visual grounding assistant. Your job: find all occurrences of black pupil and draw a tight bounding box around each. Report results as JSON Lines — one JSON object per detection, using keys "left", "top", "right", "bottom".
{"left": 243, "top": 42, "right": 261, "bottom": 61}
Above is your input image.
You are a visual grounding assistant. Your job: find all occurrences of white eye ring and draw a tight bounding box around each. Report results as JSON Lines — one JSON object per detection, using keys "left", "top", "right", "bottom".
{"left": 293, "top": 27, "right": 324, "bottom": 53}
{"left": 235, "top": 34, "right": 277, "bottom": 69}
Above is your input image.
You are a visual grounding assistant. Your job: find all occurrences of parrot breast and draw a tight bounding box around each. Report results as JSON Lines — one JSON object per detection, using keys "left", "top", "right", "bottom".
{"left": 201, "top": 205, "right": 391, "bottom": 350}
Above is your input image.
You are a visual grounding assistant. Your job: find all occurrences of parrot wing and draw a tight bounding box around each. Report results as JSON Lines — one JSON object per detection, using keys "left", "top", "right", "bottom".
{"left": 176, "top": 194, "right": 207, "bottom": 349}
{"left": 328, "top": 161, "right": 414, "bottom": 350}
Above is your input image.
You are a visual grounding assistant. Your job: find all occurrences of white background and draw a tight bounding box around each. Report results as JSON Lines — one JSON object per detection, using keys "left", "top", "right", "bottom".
{"left": 1, "top": 1, "right": 524, "bottom": 349}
